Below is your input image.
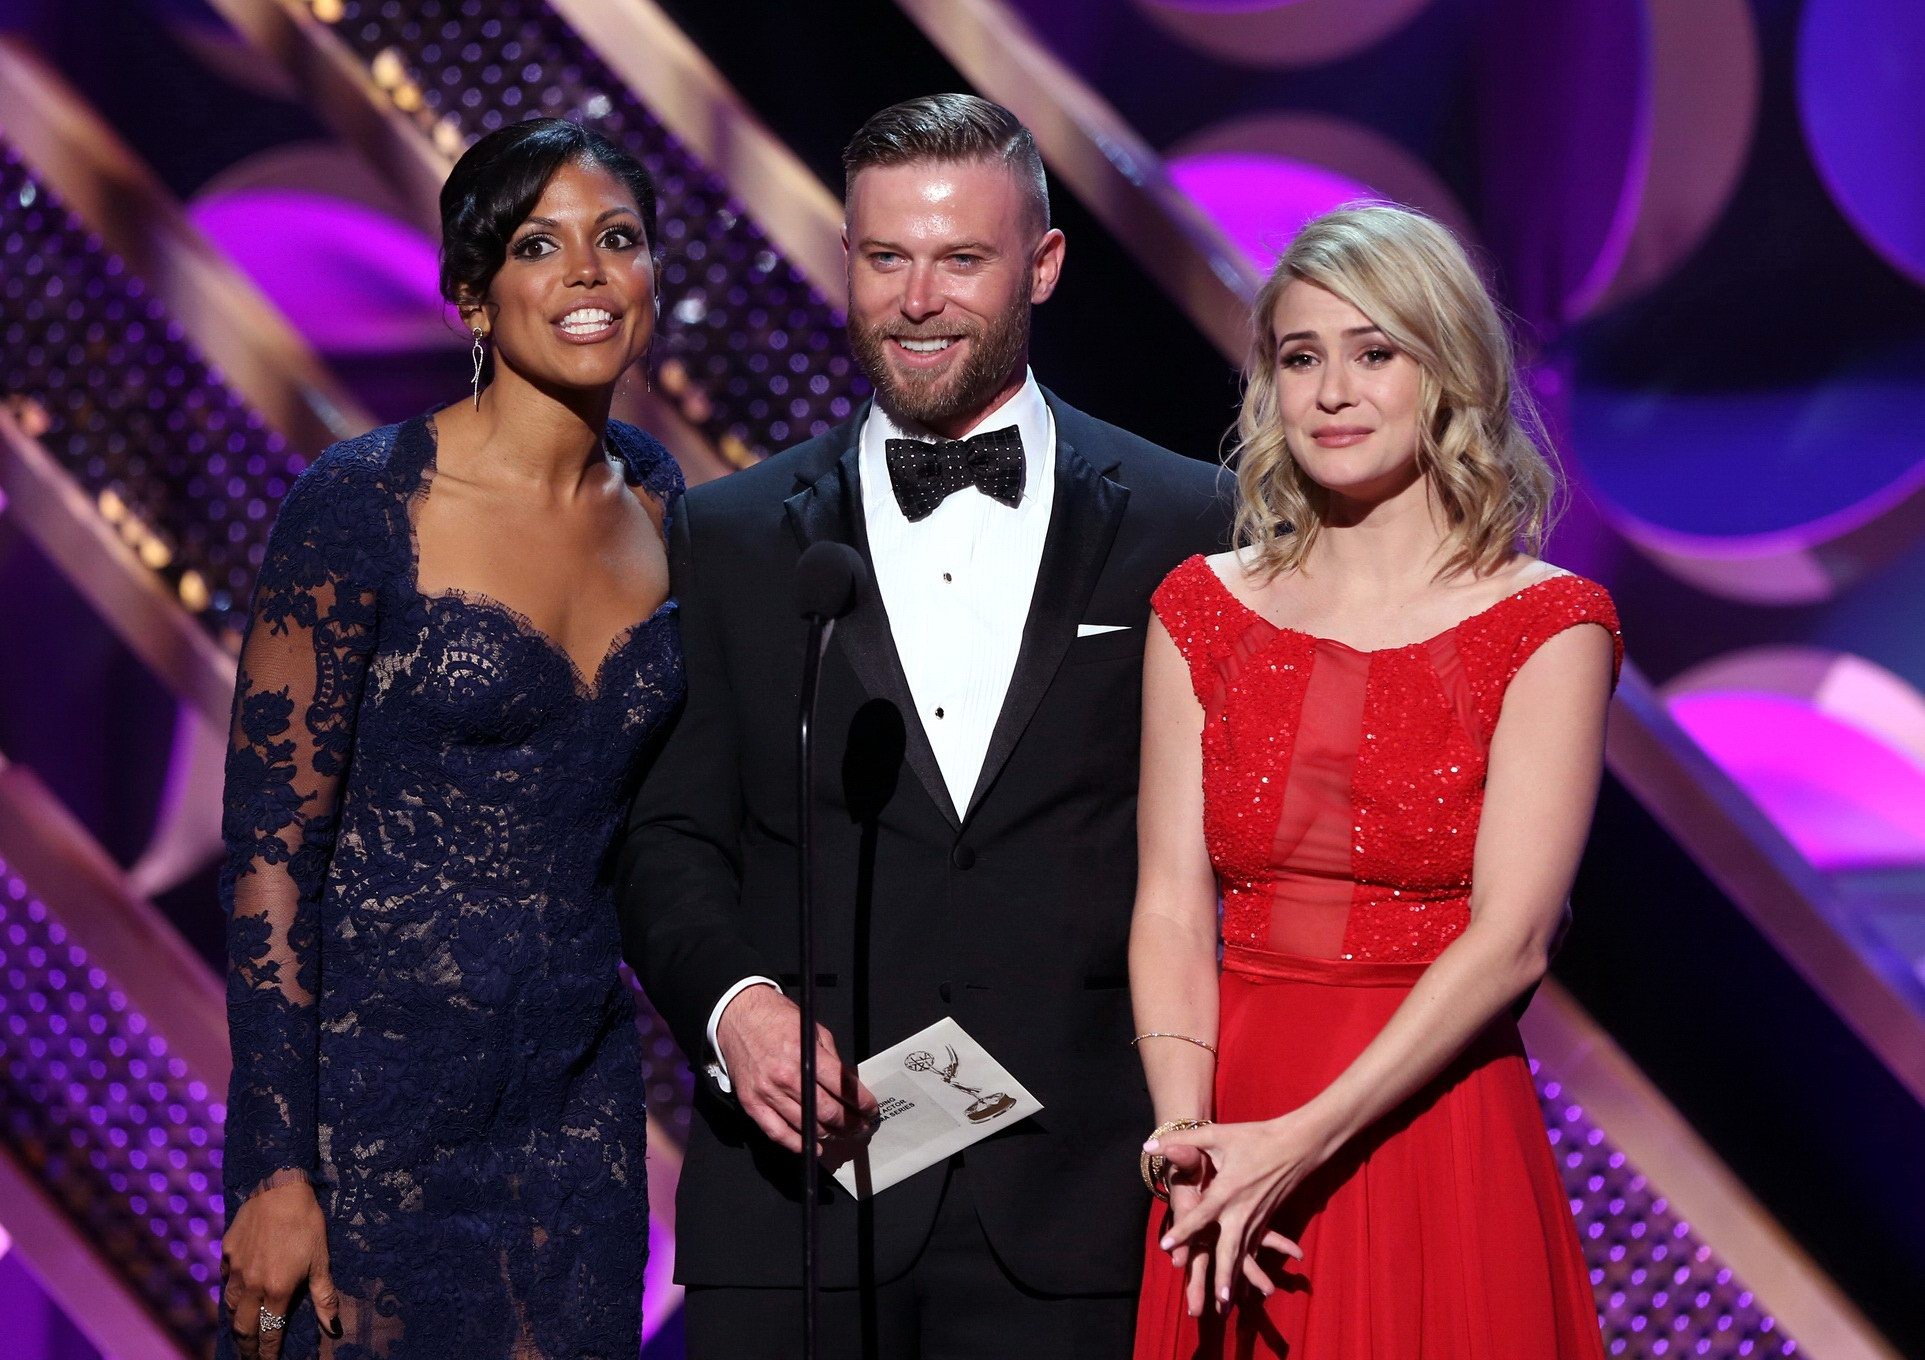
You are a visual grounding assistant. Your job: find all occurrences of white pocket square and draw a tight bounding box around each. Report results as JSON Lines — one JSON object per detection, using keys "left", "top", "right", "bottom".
{"left": 1076, "top": 624, "right": 1131, "bottom": 637}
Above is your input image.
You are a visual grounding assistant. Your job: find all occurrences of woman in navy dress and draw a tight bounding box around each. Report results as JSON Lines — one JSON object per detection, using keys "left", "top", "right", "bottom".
{"left": 216, "top": 119, "right": 682, "bottom": 1359}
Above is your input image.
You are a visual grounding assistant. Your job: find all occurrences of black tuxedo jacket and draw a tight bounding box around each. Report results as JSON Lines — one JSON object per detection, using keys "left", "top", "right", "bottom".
{"left": 619, "top": 390, "right": 1231, "bottom": 1294}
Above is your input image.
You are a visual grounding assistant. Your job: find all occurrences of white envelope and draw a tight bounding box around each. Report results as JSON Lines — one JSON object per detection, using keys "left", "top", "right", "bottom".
{"left": 832, "top": 1016, "right": 1044, "bottom": 1199}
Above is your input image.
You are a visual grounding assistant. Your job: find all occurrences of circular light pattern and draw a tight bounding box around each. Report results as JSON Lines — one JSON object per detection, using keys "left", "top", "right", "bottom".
{"left": 1576, "top": 338, "right": 1925, "bottom": 603}
{"left": 194, "top": 141, "right": 416, "bottom": 226}
{"left": 1665, "top": 648, "right": 1925, "bottom": 871}
{"left": 189, "top": 189, "right": 446, "bottom": 354}
{"left": 1588, "top": 0, "right": 1760, "bottom": 314}
{"left": 1463, "top": 0, "right": 1647, "bottom": 327}
{"left": 1667, "top": 648, "right": 1925, "bottom": 769}
{"left": 1670, "top": 692, "right": 1925, "bottom": 872}
{"left": 1166, "top": 114, "right": 1472, "bottom": 270}
{"left": 1168, "top": 154, "right": 1372, "bottom": 270}
{"left": 1475, "top": 0, "right": 1647, "bottom": 327}
{"left": 1131, "top": 0, "right": 1434, "bottom": 70}
{"left": 1799, "top": 0, "right": 1925, "bottom": 287}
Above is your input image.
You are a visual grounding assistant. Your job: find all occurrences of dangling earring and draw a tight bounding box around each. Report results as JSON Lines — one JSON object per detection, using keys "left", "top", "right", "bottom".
{"left": 469, "top": 327, "right": 487, "bottom": 407}
{"left": 647, "top": 292, "right": 661, "bottom": 393}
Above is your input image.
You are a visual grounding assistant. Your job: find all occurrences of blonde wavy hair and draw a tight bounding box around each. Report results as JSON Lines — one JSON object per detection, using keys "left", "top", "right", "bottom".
{"left": 1232, "top": 202, "right": 1559, "bottom": 580}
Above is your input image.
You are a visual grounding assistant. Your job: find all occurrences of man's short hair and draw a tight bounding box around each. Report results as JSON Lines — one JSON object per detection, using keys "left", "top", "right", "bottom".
{"left": 842, "top": 93, "right": 1050, "bottom": 234}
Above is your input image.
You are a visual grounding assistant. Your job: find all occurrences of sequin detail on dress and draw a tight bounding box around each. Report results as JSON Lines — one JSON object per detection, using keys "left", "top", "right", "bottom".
{"left": 1150, "top": 555, "right": 1621, "bottom": 961}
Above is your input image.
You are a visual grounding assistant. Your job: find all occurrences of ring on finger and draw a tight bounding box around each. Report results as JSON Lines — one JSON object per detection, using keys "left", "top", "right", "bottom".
{"left": 258, "top": 1309, "right": 286, "bottom": 1334}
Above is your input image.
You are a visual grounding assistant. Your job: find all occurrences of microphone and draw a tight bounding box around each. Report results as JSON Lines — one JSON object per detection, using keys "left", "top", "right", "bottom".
{"left": 791, "top": 539, "right": 866, "bottom": 1360}
{"left": 795, "top": 540, "right": 864, "bottom": 622}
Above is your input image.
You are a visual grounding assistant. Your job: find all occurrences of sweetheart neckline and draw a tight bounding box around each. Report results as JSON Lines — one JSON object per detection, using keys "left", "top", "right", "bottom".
{"left": 401, "top": 413, "right": 678, "bottom": 701}
{"left": 416, "top": 585, "right": 676, "bottom": 700}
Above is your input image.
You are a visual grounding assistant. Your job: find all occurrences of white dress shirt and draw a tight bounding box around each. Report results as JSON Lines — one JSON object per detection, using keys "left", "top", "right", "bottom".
{"left": 705, "top": 372, "right": 1057, "bottom": 1089}
{"left": 858, "top": 369, "right": 1055, "bottom": 811}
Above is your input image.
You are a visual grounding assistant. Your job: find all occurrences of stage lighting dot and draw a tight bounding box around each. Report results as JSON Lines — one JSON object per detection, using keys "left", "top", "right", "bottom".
{"left": 370, "top": 46, "right": 406, "bottom": 88}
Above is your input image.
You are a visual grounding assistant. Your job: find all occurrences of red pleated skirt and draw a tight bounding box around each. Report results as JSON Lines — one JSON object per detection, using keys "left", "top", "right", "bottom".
{"left": 1133, "top": 946, "right": 1605, "bottom": 1360}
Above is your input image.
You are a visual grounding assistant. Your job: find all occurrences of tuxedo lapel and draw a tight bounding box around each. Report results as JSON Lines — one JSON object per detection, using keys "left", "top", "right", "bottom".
{"left": 784, "top": 413, "right": 962, "bottom": 828}
{"left": 965, "top": 401, "right": 1130, "bottom": 820}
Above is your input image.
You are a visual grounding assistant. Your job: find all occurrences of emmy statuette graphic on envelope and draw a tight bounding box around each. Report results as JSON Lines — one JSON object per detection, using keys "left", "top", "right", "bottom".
{"left": 833, "top": 1016, "right": 1044, "bottom": 1199}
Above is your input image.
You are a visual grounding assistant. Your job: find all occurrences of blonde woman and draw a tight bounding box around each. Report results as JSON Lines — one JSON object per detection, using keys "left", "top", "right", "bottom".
{"left": 1130, "top": 204, "right": 1614, "bottom": 1359}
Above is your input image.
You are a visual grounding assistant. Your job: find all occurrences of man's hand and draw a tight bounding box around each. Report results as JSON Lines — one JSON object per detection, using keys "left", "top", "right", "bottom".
{"left": 716, "top": 985, "right": 880, "bottom": 1164}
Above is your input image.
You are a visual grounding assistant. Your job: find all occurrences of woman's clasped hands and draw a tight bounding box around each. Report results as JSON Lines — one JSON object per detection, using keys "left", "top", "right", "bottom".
{"left": 1148, "top": 1107, "right": 1341, "bottom": 1316}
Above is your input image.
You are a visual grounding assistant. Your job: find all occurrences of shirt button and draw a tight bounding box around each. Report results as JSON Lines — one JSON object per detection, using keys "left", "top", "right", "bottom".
{"left": 951, "top": 844, "right": 976, "bottom": 870}
{"left": 943, "top": 572, "right": 953, "bottom": 583}
{"left": 934, "top": 707, "right": 945, "bottom": 719}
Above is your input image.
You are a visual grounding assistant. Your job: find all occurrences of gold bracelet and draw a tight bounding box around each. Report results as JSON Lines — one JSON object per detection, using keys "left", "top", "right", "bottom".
{"left": 1139, "top": 1118, "right": 1213, "bottom": 1201}
{"left": 1131, "top": 1031, "right": 1219, "bottom": 1056}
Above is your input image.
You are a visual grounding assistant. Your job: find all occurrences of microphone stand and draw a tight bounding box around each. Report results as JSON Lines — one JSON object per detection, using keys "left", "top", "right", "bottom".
{"left": 796, "top": 607, "right": 834, "bottom": 1360}
{"left": 791, "top": 538, "right": 862, "bottom": 1360}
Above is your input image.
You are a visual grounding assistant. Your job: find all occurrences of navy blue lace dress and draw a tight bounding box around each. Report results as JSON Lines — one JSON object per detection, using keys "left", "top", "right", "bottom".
{"left": 219, "top": 413, "right": 683, "bottom": 1359}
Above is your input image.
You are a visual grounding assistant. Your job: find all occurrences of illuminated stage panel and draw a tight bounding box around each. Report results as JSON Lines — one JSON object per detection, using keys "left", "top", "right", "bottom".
{"left": 1670, "top": 693, "right": 1925, "bottom": 874}
{"left": 1473, "top": 0, "right": 1649, "bottom": 329}
{"left": 1537, "top": 1060, "right": 1797, "bottom": 1359}
{"left": 0, "top": 855, "right": 223, "bottom": 1352}
{"left": 1524, "top": 1047, "right": 1794, "bottom": 1356}
{"left": 188, "top": 188, "right": 448, "bottom": 357}
{"left": 1165, "top": 113, "right": 1472, "bottom": 270}
{"left": 1130, "top": 0, "right": 1434, "bottom": 69}
{"left": 1479, "top": 0, "right": 1761, "bottom": 324}
{"left": 1665, "top": 649, "right": 1925, "bottom": 1009}
{"left": 1167, "top": 151, "right": 1371, "bottom": 270}
{"left": 1575, "top": 347, "right": 1925, "bottom": 603}
{"left": 0, "top": 144, "right": 303, "bottom": 642}
{"left": 0, "top": 38, "right": 372, "bottom": 460}
{"left": 262, "top": 0, "right": 868, "bottom": 463}
{"left": 1800, "top": 0, "right": 1925, "bottom": 289}
{"left": 1589, "top": 0, "right": 1759, "bottom": 314}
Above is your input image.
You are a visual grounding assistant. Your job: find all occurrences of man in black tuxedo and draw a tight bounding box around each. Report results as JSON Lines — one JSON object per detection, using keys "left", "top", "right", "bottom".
{"left": 620, "top": 94, "right": 1229, "bottom": 1358}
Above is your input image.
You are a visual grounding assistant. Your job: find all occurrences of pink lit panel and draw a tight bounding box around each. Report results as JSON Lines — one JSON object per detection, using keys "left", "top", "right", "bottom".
{"left": 1669, "top": 691, "right": 1925, "bottom": 871}
{"left": 1167, "top": 152, "right": 1373, "bottom": 268}
{"left": 190, "top": 190, "right": 446, "bottom": 355}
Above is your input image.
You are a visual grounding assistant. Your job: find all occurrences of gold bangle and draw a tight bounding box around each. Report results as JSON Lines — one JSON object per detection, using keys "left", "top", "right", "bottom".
{"left": 1139, "top": 1118, "right": 1213, "bottom": 1201}
{"left": 1131, "top": 1031, "right": 1219, "bottom": 1056}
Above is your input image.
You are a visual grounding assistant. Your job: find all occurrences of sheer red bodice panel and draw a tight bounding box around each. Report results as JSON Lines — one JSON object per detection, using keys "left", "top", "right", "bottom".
{"left": 1150, "top": 554, "right": 1622, "bottom": 962}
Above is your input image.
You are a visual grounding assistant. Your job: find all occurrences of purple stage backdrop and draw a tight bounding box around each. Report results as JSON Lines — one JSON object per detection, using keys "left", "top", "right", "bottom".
{"left": 1, "top": 1, "right": 1923, "bottom": 1357}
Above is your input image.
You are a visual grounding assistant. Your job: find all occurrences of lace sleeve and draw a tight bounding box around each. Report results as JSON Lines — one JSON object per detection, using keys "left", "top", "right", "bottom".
{"left": 219, "top": 453, "right": 384, "bottom": 1206}
{"left": 608, "top": 419, "right": 685, "bottom": 527}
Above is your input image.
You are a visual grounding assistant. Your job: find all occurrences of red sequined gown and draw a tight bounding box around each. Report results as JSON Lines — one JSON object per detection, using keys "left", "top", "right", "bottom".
{"left": 1133, "top": 554, "right": 1619, "bottom": 1360}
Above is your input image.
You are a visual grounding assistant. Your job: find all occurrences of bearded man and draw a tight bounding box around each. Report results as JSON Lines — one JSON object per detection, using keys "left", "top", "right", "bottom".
{"left": 620, "top": 93, "right": 1229, "bottom": 1359}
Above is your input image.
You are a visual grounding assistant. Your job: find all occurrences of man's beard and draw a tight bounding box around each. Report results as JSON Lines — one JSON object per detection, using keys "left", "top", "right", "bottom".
{"left": 847, "top": 289, "right": 1031, "bottom": 432}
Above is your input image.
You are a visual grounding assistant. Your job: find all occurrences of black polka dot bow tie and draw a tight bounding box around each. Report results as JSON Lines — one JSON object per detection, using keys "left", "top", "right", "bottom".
{"left": 884, "top": 426, "right": 1026, "bottom": 523}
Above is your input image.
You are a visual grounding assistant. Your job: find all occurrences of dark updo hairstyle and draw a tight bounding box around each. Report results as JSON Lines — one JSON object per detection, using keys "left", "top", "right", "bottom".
{"left": 438, "top": 117, "right": 660, "bottom": 308}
